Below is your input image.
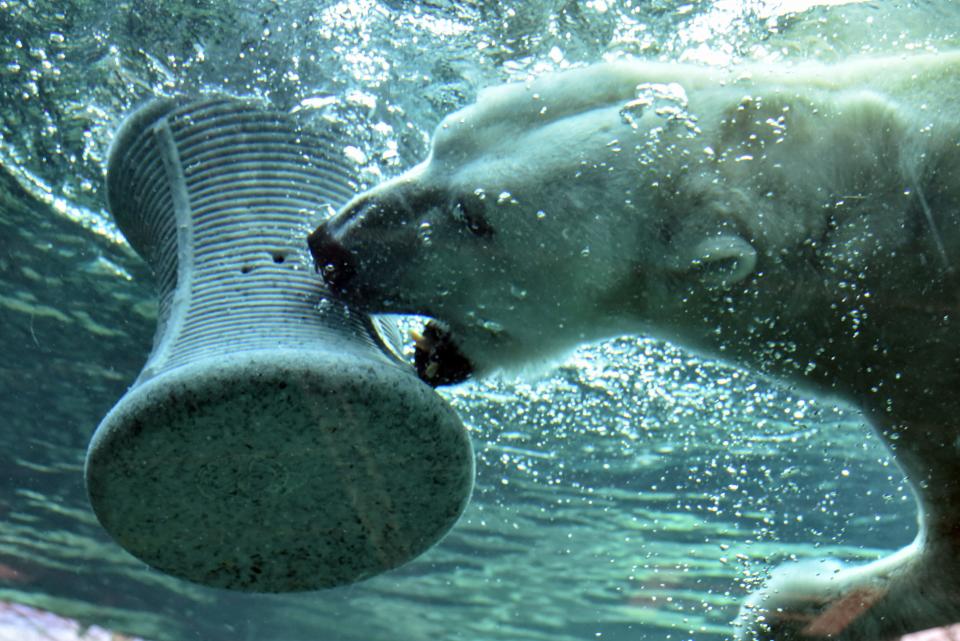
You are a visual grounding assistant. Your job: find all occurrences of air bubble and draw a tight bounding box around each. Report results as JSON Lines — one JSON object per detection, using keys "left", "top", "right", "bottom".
{"left": 344, "top": 145, "right": 367, "bottom": 164}
{"left": 480, "top": 319, "right": 504, "bottom": 333}
{"left": 418, "top": 221, "right": 433, "bottom": 245}
{"left": 620, "top": 82, "right": 699, "bottom": 136}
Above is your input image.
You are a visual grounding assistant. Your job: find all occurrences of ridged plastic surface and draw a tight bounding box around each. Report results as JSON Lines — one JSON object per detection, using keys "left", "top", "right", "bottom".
{"left": 106, "top": 98, "right": 378, "bottom": 374}
{"left": 85, "top": 98, "right": 474, "bottom": 592}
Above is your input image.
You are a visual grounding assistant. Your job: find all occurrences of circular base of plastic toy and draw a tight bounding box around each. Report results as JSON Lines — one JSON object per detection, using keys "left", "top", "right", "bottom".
{"left": 85, "top": 349, "right": 474, "bottom": 592}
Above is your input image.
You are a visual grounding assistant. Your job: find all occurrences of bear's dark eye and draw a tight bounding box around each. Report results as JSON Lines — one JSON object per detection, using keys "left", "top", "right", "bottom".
{"left": 452, "top": 196, "right": 494, "bottom": 239}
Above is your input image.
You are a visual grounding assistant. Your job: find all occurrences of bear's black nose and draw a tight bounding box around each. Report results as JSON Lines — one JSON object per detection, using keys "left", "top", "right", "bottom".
{"left": 308, "top": 225, "right": 356, "bottom": 293}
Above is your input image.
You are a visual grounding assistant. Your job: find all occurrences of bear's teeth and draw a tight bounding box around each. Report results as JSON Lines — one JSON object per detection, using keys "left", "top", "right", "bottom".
{"left": 409, "top": 328, "right": 428, "bottom": 350}
{"left": 425, "top": 362, "right": 440, "bottom": 379}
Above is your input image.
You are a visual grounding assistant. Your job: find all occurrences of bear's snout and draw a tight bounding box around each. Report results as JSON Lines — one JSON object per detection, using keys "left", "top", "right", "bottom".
{"left": 308, "top": 224, "right": 356, "bottom": 293}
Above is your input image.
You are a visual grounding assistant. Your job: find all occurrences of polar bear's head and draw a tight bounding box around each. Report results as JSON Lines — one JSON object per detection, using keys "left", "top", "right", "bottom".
{"left": 310, "top": 64, "right": 760, "bottom": 385}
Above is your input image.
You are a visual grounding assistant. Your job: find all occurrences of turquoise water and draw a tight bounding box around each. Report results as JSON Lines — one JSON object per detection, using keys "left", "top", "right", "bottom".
{"left": 1, "top": 0, "right": 954, "bottom": 639}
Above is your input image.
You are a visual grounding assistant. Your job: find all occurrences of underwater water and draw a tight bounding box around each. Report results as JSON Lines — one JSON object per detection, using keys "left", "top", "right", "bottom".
{"left": 3, "top": 0, "right": 960, "bottom": 639}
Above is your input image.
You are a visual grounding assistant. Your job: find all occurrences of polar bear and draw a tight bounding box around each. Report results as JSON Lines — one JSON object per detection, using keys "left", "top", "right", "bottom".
{"left": 309, "top": 53, "right": 960, "bottom": 640}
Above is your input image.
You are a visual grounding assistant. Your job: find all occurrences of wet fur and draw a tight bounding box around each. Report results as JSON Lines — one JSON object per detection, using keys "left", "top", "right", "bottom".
{"left": 316, "top": 53, "right": 960, "bottom": 640}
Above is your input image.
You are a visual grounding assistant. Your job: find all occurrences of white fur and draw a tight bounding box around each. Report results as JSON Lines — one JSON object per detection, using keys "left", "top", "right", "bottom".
{"left": 322, "top": 53, "right": 960, "bottom": 639}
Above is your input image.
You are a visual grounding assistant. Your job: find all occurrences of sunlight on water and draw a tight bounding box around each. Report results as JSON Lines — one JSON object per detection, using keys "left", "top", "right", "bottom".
{"left": 766, "top": 0, "right": 869, "bottom": 13}
{"left": 0, "top": 145, "right": 123, "bottom": 245}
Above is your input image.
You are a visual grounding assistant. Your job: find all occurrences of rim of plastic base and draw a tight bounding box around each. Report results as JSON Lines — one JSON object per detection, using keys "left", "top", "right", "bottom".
{"left": 85, "top": 350, "right": 474, "bottom": 592}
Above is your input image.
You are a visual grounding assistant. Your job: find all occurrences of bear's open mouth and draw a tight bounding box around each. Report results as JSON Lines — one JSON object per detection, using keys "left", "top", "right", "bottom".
{"left": 410, "top": 320, "right": 474, "bottom": 387}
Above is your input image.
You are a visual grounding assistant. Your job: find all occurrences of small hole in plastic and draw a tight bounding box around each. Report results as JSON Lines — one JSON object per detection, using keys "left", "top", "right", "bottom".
{"left": 272, "top": 253, "right": 286, "bottom": 264}
{"left": 241, "top": 265, "right": 253, "bottom": 274}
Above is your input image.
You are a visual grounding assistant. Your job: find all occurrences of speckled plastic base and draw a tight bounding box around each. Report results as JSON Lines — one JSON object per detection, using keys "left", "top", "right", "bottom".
{"left": 85, "top": 98, "right": 473, "bottom": 592}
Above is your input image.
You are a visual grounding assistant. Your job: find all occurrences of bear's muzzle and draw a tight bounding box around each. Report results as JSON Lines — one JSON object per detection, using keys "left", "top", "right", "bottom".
{"left": 308, "top": 224, "right": 357, "bottom": 294}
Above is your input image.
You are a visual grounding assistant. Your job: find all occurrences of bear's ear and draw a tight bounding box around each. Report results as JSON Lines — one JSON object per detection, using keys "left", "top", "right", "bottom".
{"left": 678, "top": 234, "right": 757, "bottom": 288}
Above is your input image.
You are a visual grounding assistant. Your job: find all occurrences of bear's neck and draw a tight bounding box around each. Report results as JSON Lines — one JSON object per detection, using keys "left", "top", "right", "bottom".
{"left": 624, "top": 108, "right": 960, "bottom": 534}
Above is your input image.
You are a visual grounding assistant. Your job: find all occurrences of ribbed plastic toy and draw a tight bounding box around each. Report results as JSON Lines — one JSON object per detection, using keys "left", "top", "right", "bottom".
{"left": 85, "top": 98, "right": 474, "bottom": 592}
